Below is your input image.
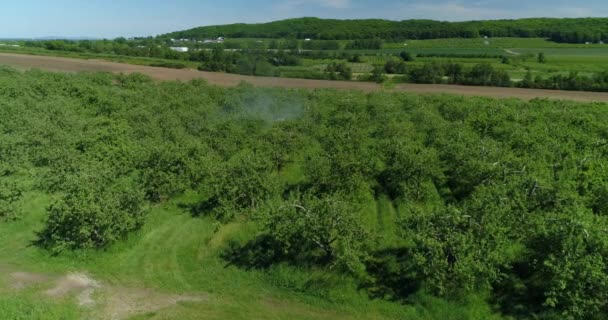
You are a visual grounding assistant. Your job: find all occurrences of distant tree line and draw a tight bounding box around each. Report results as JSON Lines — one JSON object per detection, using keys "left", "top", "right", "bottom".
{"left": 163, "top": 17, "right": 608, "bottom": 44}
{"left": 415, "top": 53, "right": 504, "bottom": 59}
{"left": 519, "top": 70, "right": 608, "bottom": 92}
{"left": 375, "top": 51, "right": 608, "bottom": 92}
{"left": 387, "top": 62, "right": 511, "bottom": 87}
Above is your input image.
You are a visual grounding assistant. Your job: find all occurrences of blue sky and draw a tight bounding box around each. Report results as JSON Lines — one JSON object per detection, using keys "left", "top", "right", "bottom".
{"left": 1, "top": 0, "right": 607, "bottom": 38}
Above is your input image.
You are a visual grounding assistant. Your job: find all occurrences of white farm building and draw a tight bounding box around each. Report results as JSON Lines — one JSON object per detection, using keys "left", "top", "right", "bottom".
{"left": 170, "top": 47, "right": 189, "bottom": 53}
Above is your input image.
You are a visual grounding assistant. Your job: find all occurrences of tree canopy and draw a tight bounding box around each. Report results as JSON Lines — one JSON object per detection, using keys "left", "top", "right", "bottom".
{"left": 162, "top": 17, "right": 608, "bottom": 43}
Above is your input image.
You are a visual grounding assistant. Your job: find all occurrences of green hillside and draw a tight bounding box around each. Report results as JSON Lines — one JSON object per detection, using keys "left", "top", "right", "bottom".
{"left": 162, "top": 17, "right": 608, "bottom": 43}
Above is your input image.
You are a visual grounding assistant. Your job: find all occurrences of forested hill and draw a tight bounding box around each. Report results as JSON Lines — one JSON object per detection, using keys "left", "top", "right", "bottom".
{"left": 162, "top": 17, "right": 608, "bottom": 43}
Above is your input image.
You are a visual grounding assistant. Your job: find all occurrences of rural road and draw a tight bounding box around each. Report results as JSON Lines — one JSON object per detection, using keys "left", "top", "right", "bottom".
{"left": 2, "top": 52, "right": 608, "bottom": 102}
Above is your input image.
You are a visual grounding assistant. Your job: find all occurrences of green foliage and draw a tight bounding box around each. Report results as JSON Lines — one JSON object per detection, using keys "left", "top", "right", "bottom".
{"left": 345, "top": 38, "right": 384, "bottom": 50}
{"left": 0, "top": 181, "right": 23, "bottom": 221}
{"left": 37, "top": 176, "right": 147, "bottom": 252}
{"left": 465, "top": 63, "right": 511, "bottom": 87}
{"left": 0, "top": 295, "right": 81, "bottom": 320}
{"left": 399, "top": 51, "right": 415, "bottom": 62}
{"left": 538, "top": 52, "right": 547, "bottom": 63}
{"left": 325, "top": 62, "right": 352, "bottom": 80}
{"left": 162, "top": 17, "right": 608, "bottom": 43}
{"left": 497, "top": 210, "right": 608, "bottom": 319}
{"left": 384, "top": 60, "right": 407, "bottom": 74}
{"left": 204, "top": 150, "right": 278, "bottom": 221}
{"left": 264, "top": 192, "right": 367, "bottom": 273}
{"left": 370, "top": 65, "right": 386, "bottom": 83}
{"left": 138, "top": 144, "right": 208, "bottom": 202}
{"left": 1, "top": 68, "right": 608, "bottom": 318}
{"left": 403, "top": 203, "right": 515, "bottom": 297}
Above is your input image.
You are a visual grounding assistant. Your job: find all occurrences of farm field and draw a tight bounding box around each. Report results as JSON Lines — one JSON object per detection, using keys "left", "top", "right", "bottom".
{"left": 3, "top": 14, "right": 608, "bottom": 320}
{"left": 1, "top": 68, "right": 608, "bottom": 319}
{"left": 1, "top": 52, "right": 608, "bottom": 102}
{"left": 3, "top": 36, "right": 608, "bottom": 88}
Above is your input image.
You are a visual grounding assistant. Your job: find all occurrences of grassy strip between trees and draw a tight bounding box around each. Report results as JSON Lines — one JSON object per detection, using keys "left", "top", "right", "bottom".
{"left": 0, "top": 67, "right": 607, "bottom": 319}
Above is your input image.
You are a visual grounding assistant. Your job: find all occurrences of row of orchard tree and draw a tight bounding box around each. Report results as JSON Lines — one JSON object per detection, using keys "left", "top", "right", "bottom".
{"left": 0, "top": 68, "right": 607, "bottom": 318}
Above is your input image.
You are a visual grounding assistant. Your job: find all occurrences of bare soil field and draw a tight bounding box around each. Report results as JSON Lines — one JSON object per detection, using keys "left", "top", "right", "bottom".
{"left": 1, "top": 52, "right": 608, "bottom": 102}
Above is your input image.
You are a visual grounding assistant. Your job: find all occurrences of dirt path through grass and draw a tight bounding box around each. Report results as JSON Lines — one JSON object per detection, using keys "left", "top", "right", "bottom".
{"left": 1, "top": 52, "right": 608, "bottom": 102}
{"left": 2, "top": 266, "right": 207, "bottom": 320}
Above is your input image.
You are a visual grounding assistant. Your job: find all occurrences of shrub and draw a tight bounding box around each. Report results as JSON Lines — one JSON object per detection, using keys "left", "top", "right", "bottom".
{"left": 37, "top": 177, "right": 147, "bottom": 252}
{"left": 325, "top": 62, "right": 352, "bottom": 80}
{"left": 384, "top": 60, "right": 407, "bottom": 74}
{"left": 0, "top": 181, "right": 23, "bottom": 221}
{"left": 149, "top": 62, "right": 187, "bottom": 69}
{"left": 264, "top": 192, "right": 367, "bottom": 273}
{"left": 202, "top": 150, "right": 277, "bottom": 221}
{"left": 399, "top": 51, "right": 415, "bottom": 62}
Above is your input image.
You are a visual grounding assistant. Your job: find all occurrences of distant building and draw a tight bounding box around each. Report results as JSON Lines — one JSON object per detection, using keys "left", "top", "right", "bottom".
{"left": 304, "top": 38, "right": 311, "bottom": 41}
{"left": 202, "top": 37, "right": 224, "bottom": 44}
{"left": 170, "top": 47, "right": 189, "bottom": 52}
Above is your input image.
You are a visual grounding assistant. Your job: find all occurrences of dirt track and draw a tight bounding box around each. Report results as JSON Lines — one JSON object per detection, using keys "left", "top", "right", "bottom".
{"left": 1, "top": 52, "right": 608, "bottom": 102}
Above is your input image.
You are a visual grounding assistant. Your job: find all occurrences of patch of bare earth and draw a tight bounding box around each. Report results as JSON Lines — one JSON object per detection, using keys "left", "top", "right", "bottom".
{"left": 3, "top": 268, "right": 206, "bottom": 320}
{"left": 1, "top": 52, "right": 608, "bottom": 103}
{"left": 45, "top": 273, "right": 100, "bottom": 307}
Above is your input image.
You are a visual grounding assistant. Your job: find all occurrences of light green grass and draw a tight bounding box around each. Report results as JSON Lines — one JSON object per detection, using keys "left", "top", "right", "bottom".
{"left": 0, "top": 190, "right": 410, "bottom": 320}
{"left": 384, "top": 37, "right": 608, "bottom": 49}
{"left": 0, "top": 46, "right": 200, "bottom": 69}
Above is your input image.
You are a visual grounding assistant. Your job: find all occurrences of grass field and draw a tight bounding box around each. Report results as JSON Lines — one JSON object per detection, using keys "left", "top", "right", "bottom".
{"left": 0, "top": 191, "right": 398, "bottom": 319}
{"left": 1, "top": 37, "right": 607, "bottom": 86}
{"left": 0, "top": 190, "right": 506, "bottom": 320}
{"left": 384, "top": 37, "right": 608, "bottom": 49}
{"left": 1, "top": 188, "right": 496, "bottom": 320}
{"left": 0, "top": 45, "right": 200, "bottom": 69}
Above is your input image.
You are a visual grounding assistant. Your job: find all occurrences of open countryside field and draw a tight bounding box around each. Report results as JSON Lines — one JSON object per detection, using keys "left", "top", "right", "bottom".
{"left": 4, "top": 13, "right": 608, "bottom": 320}
{"left": 2, "top": 66, "right": 608, "bottom": 319}
{"left": 384, "top": 37, "right": 608, "bottom": 49}
{"left": 3, "top": 35, "right": 608, "bottom": 87}
{"left": 1, "top": 52, "right": 608, "bottom": 102}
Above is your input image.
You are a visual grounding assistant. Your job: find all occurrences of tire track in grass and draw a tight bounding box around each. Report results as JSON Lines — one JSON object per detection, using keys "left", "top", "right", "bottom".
{"left": 375, "top": 195, "right": 399, "bottom": 247}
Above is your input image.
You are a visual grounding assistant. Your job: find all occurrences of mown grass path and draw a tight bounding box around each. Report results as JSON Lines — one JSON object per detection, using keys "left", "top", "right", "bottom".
{"left": 0, "top": 193, "right": 405, "bottom": 319}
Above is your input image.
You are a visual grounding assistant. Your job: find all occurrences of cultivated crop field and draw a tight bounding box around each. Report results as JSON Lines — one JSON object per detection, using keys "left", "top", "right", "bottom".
{"left": 4, "top": 13, "right": 608, "bottom": 320}
{"left": 2, "top": 36, "right": 607, "bottom": 84}
{"left": 384, "top": 37, "right": 608, "bottom": 49}
{"left": 1, "top": 67, "right": 608, "bottom": 319}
